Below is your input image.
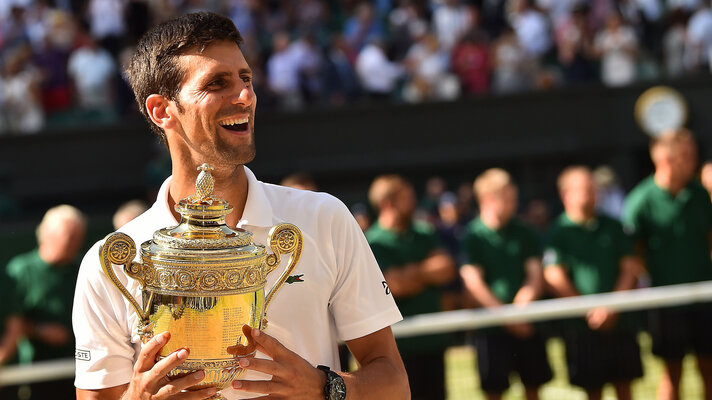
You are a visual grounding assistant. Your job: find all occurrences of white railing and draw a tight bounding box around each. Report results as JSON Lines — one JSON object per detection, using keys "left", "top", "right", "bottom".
{"left": 3, "top": 280, "right": 712, "bottom": 386}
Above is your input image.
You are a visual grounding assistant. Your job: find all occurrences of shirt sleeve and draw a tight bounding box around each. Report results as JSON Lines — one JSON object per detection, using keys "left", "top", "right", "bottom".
{"left": 542, "top": 228, "right": 565, "bottom": 269}
{"left": 329, "top": 203, "right": 402, "bottom": 342}
{"left": 461, "top": 228, "right": 482, "bottom": 266}
{"left": 73, "top": 241, "right": 140, "bottom": 390}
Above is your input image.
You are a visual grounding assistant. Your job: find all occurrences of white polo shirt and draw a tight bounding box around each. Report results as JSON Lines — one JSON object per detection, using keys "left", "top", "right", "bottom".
{"left": 72, "top": 167, "right": 402, "bottom": 398}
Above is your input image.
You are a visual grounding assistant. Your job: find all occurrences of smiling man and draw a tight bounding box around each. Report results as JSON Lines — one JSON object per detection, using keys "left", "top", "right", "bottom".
{"left": 72, "top": 12, "right": 408, "bottom": 400}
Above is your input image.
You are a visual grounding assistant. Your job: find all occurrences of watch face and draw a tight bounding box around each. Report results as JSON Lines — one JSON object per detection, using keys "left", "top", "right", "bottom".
{"left": 635, "top": 86, "right": 688, "bottom": 138}
{"left": 328, "top": 372, "right": 347, "bottom": 400}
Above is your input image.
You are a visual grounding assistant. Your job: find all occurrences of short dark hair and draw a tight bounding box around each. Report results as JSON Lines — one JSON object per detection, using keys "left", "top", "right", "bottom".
{"left": 126, "top": 12, "right": 244, "bottom": 145}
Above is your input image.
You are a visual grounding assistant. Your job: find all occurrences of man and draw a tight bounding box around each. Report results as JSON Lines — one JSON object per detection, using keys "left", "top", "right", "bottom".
{"left": 365, "top": 174, "right": 456, "bottom": 400}
{"left": 6, "top": 204, "right": 87, "bottom": 399}
{"left": 623, "top": 129, "right": 712, "bottom": 400}
{"left": 544, "top": 166, "right": 642, "bottom": 400}
{"left": 459, "top": 168, "right": 551, "bottom": 400}
{"left": 73, "top": 12, "right": 409, "bottom": 400}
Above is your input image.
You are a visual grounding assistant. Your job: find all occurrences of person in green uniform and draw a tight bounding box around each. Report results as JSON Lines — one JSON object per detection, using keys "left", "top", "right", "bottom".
{"left": 544, "top": 166, "right": 642, "bottom": 400}
{"left": 5, "top": 204, "right": 86, "bottom": 400}
{"left": 366, "top": 174, "right": 456, "bottom": 400}
{"left": 623, "top": 129, "right": 712, "bottom": 400}
{"left": 460, "top": 168, "right": 552, "bottom": 400}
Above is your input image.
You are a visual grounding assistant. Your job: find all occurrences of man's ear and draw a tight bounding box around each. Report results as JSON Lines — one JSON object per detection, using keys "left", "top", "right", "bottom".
{"left": 146, "top": 94, "right": 175, "bottom": 130}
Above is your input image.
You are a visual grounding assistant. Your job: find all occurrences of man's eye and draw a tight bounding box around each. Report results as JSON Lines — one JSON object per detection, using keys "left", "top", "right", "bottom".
{"left": 207, "top": 80, "right": 225, "bottom": 88}
{"left": 241, "top": 76, "right": 252, "bottom": 84}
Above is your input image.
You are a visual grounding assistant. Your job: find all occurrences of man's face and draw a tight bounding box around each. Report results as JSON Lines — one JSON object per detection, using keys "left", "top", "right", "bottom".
{"left": 42, "top": 219, "right": 86, "bottom": 265}
{"left": 394, "top": 184, "right": 417, "bottom": 221}
{"left": 481, "top": 184, "right": 517, "bottom": 224}
{"left": 167, "top": 41, "right": 257, "bottom": 167}
{"left": 562, "top": 171, "right": 596, "bottom": 216}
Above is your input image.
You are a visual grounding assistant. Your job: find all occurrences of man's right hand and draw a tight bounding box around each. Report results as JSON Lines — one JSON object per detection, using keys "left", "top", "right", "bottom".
{"left": 505, "top": 322, "right": 534, "bottom": 339}
{"left": 121, "top": 332, "right": 217, "bottom": 400}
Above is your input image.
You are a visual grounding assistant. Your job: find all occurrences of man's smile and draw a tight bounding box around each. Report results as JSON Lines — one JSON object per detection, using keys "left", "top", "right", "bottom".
{"left": 218, "top": 115, "right": 250, "bottom": 132}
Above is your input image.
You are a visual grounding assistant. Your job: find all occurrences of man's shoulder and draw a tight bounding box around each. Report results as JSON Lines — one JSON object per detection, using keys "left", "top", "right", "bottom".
{"left": 6, "top": 248, "right": 41, "bottom": 276}
{"left": 260, "top": 182, "right": 351, "bottom": 223}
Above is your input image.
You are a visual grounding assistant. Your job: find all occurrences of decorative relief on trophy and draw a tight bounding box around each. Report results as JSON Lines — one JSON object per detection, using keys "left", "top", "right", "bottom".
{"left": 99, "top": 163, "right": 303, "bottom": 400}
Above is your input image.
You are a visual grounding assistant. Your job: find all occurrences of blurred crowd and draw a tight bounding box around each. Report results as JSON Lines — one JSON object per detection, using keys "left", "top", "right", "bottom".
{"left": 3, "top": 0, "right": 712, "bottom": 133}
{"left": 3, "top": 129, "right": 711, "bottom": 399}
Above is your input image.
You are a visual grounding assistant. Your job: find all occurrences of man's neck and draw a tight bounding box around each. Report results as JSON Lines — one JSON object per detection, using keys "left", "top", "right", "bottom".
{"left": 378, "top": 211, "right": 409, "bottom": 233}
{"left": 480, "top": 210, "right": 508, "bottom": 230}
{"left": 169, "top": 163, "right": 249, "bottom": 228}
{"left": 654, "top": 169, "right": 685, "bottom": 196}
{"left": 565, "top": 208, "right": 594, "bottom": 224}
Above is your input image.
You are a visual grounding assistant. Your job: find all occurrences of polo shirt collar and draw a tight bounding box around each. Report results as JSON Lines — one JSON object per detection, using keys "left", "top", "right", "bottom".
{"left": 562, "top": 212, "right": 599, "bottom": 231}
{"left": 153, "top": 166, "right": 274, "bottom": 228}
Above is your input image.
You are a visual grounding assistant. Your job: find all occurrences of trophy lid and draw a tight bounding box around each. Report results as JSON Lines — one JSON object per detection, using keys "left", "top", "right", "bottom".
{"left": 148, "top": 163, "right": 256, "bottom": 252}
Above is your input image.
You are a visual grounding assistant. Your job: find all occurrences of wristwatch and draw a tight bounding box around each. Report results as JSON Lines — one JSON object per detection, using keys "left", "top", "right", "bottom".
{"left": 317, "top": 365, "right": 346, "bottom": 400}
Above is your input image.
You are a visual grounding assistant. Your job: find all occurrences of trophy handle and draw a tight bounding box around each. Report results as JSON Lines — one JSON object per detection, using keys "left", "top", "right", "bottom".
{"left": 264, "top": 223, "right": 303, "bottom": 314}
{"left": 99, "top": 232, "right": 150, "bottom": 324}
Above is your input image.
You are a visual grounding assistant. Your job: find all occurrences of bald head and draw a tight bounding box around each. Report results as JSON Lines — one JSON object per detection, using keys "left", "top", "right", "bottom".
{"left": 37, "top": 205, "right": 87, "bottom": 266}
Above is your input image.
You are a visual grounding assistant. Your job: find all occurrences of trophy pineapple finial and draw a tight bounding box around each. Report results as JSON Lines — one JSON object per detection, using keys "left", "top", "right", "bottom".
{"left": 195, "top": 163, "right": 215, "bottom": 199}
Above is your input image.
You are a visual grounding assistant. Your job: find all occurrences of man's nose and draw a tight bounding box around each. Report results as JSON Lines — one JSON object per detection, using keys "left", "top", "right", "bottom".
{"left": 231, "top": 83, "right": 254, "bottom": 105}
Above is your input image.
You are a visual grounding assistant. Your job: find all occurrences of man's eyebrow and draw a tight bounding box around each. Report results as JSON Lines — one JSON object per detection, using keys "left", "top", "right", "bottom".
{"left": 238, "top": 68, "right": 252, "bottom": 75}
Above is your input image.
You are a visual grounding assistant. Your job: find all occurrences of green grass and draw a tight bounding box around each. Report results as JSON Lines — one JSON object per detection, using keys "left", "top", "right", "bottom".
{"left": 445, "top": 333, "right": 704, "bottom": 400}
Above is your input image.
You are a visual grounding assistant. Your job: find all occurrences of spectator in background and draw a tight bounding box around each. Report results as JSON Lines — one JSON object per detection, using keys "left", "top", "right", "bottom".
{"left": 5, "top": 204, "right": 86, "bottom": 400}
{"left": 322, "top": 33, "right": 361, "bottom": 105}
{"left": 555, "top": 3, "right": 597, "bottom": 84}
{"left": 684, "top": 2, "right": 712, "bottom": 73}
{"left": 520, "top": 198, "right": 551, "bottom": 245}
{"left": 1, "top": 45, "right": 44, "bottom": 134}
{"left": 34, "top": 33, "right": 72, "bottom": 115}
{"left": 280, "top": 171, "right": 318, "bottom": 191}
{"left": 432, "top": 0, "right": 474, "bottom": 51}
{"left": 624, "top": 129, "right": 712, "bottom": 400}
{"left": 355, "top": 37, "right": 404, "bottom": 99}
{"left": 544, "top": 166, "right": 643, "bottom": 400}
{"left": 700, "top": 160, "right": 712, "bottom": 201}
{"left": 663, "top": 9, "right": 687, "bottom": 78}
{"left": 388, "top": 0, "right": 429, "bottom": 61}
{"left": 402, "top": 31, "right": 461, "bottom": 102}
{"left": 87, "top": 0, "right": 127, "bottom": 56}
{"left": 459, "top": 168, "right": 552, "bottom": 400}
{"left": 451, "top": 28, "right": 490, "bottom": 95}
{"left": 67, "top": 33, "right": 117, "bottom": 119}
{"left": 593, "top": 165, "right": 625, "bottom": 220}
{"left": 367, "top": 174, "right": 456, "bottom": 400}
{"left": 594, "top": 12, "right": 639, "bottom": 87}
{"left": 266, "top": 31, "right": 303, "bottom": 110}
{"left": 113, "top": 199, "right": 148, "bottom": 230}
{"left": 491, "top": 25, "right": 533, "bottom": 94}
{"left": 510, "top": 0, "right": 552, "bottom": 59}
{"left": 344, "top": 2, "right": 384, "bottom": 51}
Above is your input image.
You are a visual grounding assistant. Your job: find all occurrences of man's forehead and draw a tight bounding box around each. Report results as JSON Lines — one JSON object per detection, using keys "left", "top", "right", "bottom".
{"left": 177, "top": 41, "right": 250, "bottom": 77}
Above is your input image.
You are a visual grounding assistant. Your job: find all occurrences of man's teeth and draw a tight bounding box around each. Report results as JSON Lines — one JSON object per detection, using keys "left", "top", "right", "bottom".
{"left": 219, "top": 116, "right": 249, "bottom": 126}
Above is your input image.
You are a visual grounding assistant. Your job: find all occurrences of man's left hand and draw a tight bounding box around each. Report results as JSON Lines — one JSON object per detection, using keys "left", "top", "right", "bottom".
{"left": 232, "top": 326, "right": 327, "bottom": 399}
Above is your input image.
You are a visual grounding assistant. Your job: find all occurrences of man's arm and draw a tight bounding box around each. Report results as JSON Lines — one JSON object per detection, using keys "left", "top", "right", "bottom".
{"left": 0, "top": 315, "right": 24, "bottom": 364}
{"left": 233, "top": 326, "right": 409, "bottom": 399}
{"left": 512, "top": 256, "right": 544, "bottom": 305}
{"left": 459, "top": 264, "right": 502, "bottom": 308}
{"left": 543, "top": 265, "right": 579, "bottom": 298}
{"left": 383, "top": 249, "right": 456, "bottom": 298}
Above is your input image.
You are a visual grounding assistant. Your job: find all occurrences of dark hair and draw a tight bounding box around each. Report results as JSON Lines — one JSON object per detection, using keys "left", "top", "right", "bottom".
{"left": 126, "top": 12, "right": 244, "bottom": 145}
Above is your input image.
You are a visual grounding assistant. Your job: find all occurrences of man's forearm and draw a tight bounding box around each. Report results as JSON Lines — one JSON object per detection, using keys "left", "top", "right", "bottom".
{"left": 339, "top": 355, "right": 409, "bottom": 399}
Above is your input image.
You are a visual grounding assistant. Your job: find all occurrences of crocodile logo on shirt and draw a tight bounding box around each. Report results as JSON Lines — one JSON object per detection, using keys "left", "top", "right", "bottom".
{"left": 286, "top": 274, "right": 304, "bottom": 284}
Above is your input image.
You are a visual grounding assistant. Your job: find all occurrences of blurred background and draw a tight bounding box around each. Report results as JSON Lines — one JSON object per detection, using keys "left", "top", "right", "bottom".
{"left": 3, "top": 0, "right": 712, "bottom": 399}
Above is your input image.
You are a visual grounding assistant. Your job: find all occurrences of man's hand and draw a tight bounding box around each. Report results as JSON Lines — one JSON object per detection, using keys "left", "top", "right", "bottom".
{"left": 586, "top": 307, "right": 618, "bottom": 332}
{"left": 121, "top": 332, "right": 216, "bottom": 400}
{"left": 505, "top": 322, "right": 534, "bottom": 339}
{"left": 232, "top": 327, "right": 326, "bottom": 399}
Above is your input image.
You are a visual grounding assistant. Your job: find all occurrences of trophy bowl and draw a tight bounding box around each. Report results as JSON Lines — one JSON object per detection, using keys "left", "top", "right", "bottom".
{"left": 99, "top": 164, "right": 303, "bottom": 399}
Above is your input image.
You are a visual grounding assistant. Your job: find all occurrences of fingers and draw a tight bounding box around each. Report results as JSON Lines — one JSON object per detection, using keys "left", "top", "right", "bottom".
{"left": 136, "top": 332, "right": 171, "bottom": 372}
{"left": 154, "top": 371, "right": 215, "bottom": 399}
{"left": 250, "top": 328, "right": 290, "bottom": 360}
{"left": 232, "top": 378, "right": 279, "bottom": 394}
{"left": 151, "top": 347, "right": 190, "bottom": 380}
{"left": 237, "top": 356, "right": 283, "bottom": 376}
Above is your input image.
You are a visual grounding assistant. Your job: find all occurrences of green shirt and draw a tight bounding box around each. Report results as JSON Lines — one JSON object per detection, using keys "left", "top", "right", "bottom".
{"left": 6, "top": 248, "right": 77, "bottom": 362}
{"left": 623, "top": 176, "right": 712, "bottom": 286}
{"left": 462, "top": 218, "right": 541, "bottom": 304}
{"left": 544, "top": 213, "right": 633, "bottom": 295}
{"left": 366, "top": 221, "right": 449, "bottom": 355}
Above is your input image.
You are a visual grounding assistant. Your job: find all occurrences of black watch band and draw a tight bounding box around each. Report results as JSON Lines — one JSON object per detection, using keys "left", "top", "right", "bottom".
{"left": 317, "top": 365, "right": 346, "bottom": 400}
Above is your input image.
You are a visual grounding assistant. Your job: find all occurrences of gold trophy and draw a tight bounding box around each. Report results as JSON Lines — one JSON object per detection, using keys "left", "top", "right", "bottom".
{"left": 99, "top": 163, "right": 303, "bottom": 399}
